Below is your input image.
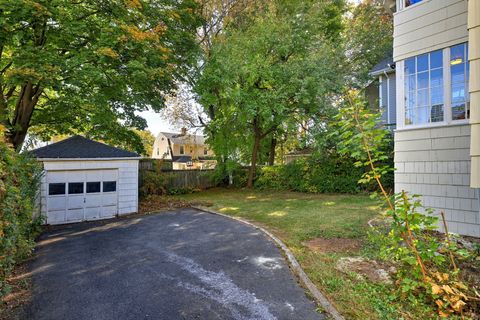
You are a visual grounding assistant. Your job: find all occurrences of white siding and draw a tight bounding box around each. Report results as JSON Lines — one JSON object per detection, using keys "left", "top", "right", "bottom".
{"left": 393, "top": 0, "right": 468, "bottom": 61}
{"left": 40, "top": 159, "right": 139, "bottom": 221}
{"left": 395, "top": 125, "right": 480, "bottom": 237}
{"left": 152, "top": 133, "right": 171, "bottom": 159}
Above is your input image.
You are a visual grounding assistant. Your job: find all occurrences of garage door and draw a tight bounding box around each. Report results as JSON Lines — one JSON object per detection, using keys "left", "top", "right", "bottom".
{"left": 46, "top": 170, "right": 118, "bottom": 224}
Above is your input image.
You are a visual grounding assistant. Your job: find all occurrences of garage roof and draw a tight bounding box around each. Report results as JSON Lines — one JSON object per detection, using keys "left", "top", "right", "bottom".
{"left": 31, "top": 135, "right": 140, "bottom": 159}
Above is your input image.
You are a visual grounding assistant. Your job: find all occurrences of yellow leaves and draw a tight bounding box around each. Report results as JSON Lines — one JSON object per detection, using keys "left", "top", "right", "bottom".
{"left": 97, "top": 47, "right": 119, "bottom": 59}
{"left": 429, "top": 277, "right": 469, "bottom": 317}
{"left": 431, "top": 284, "right": 442, "bottom": 295}
{"left": 124, "top": 0, "right": 142, "bottom": 9}
{"left": 24, "top": 0, "right": 51, "bottom": 17}
{"left": 5, "top": 67, "right": 42, "bottom": 80}
{"left": 120, "top": 24, "right": 163, "bottom": 42}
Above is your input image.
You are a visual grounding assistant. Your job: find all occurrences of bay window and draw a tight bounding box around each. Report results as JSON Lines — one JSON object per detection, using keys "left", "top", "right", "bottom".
{"left": 403, "top": 43, "right": 469, "bottom": 127}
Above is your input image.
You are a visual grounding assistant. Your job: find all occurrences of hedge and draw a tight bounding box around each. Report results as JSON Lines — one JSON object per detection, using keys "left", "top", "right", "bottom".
{"left": 0, "top": 131, "right": 42, "bottom": 297}
{"left": 254, "top": 155, "right": 366, "bottom": 194}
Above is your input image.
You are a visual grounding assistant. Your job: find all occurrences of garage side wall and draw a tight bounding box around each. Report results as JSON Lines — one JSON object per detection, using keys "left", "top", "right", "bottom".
{"left": 40, "top": 159, "right": 139, "bottom": 220}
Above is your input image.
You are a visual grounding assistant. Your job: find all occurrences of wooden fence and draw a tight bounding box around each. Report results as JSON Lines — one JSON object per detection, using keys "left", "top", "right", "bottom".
{"left": 159, "top": 170, "right": 217, "bottom": 189}
{"left": 139, "top": 159, "right": 216, "bottom": 190}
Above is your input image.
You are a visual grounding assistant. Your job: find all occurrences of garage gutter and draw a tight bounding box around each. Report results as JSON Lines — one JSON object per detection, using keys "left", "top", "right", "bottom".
{"left": 37, "top": 157, "right": 142, "bottom": 161}
{"left": 469, "top": 0, "right": 480, "bottom": 187}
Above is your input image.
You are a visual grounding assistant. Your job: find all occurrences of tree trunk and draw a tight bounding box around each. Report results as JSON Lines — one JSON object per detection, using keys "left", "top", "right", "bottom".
{"left": 6, "top": 82, "right": 42, "bottom": 151}
{"left": 268, "top": 137, "right": 276, "bottom": 166}
{"left": 247, "top": 132, "right": 261, "bottom": 188}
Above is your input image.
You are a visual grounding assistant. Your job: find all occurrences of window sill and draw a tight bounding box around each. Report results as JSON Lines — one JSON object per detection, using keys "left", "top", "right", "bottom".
{"left": 395, "top": 119, "right": 470, "bottom": 132}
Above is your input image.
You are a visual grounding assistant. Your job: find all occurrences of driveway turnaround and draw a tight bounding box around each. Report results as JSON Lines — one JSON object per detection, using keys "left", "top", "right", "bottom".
{"left": 23, "top": 208, "right": 324, "bottom": 320}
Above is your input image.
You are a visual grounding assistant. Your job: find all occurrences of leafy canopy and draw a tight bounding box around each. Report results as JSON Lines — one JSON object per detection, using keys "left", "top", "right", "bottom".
{"left": 0, "top": 0, "right": 202, "bottom": 152}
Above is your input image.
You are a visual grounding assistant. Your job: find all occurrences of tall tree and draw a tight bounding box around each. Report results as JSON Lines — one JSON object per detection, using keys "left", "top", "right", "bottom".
{"left": 343, "top": 0, "right": 393, "bottom": 88}
{"left": 0, "top": 0, "right": 202, "bottom": 151}
{"left": 196, "top": 0, "right": 345, "bottom": 187}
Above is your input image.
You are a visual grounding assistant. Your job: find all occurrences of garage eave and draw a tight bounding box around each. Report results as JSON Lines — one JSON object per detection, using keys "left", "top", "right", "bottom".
{"left": 37, "top": 157, "right": 142, "bottom": 161}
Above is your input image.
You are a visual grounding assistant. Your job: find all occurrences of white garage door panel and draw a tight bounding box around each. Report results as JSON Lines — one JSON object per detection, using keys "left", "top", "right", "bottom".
{"left": 46, "top": 169, "right": 118, "bottom": 224}
{"left": 48, "top": 197, "right": 66, "bottom": 211}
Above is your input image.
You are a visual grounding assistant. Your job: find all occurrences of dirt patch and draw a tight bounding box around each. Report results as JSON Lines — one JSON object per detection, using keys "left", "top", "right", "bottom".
{"left": 304, "top": 238, "right": 362, "bottom": 253}
{"left": 0, "top": 263, "right": 32, "bottom": 320}
{"left": 336, "top": 257, "right": 396, "bottom": 284}
{"left": 139, "top": 195, "right": 213, "bottom": 214}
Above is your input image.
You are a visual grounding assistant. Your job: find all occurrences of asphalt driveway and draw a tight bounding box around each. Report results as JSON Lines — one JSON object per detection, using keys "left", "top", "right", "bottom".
{"left": 23, "top": 208, "right": 324, "bottom": 320}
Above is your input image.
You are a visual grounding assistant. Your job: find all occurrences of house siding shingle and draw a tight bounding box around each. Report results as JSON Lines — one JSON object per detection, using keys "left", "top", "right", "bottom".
{"left": 394, "top": 124, "right": 480, "bottom": 237}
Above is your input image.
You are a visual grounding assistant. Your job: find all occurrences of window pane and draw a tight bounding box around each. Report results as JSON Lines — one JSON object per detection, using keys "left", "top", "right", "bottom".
{"left": 417, "top": 71, "right": 428, "bottom": 89}
{"left": 452, "top": 83, "right": 465, "bottom": 103}
{"left": 103, "top": 181, "right": 116, "bottom": 192}
{"left": 407, "top": 91, "right": 416, "bottom": 108}
{"left": 451, "top": 64, "right": 465, "bottom": 84}
{"left": 430, "top": 105, "right": 444, "bottom": 122}
{"left": 405, "top": 75, "right": 416, "bottom": 91}
{"left": 417, "top": 54, "right": 428, "bottom": 72}
{"left": 86, "top": 182, "right": 101, "bottom": 193}
{"left": 68, "top": 182, "right": 84, "bottom": 194}
{"left": 431, "top": 86, "right": 443, "bottom": 105}
{"left": 417, "top": 88, "right": 429, "bottom": 106}
{"left": 430, "top": 50, "right": 443, "bottom": 69}
{"left": 49, "top": 183, "right": 65, "bottom": 195}
{"left": 450, "top": 44, "right": 465, "bottom": 64}
{"left": 406, "top": 0, "right": 424, "bottom": 7}
{"left": 452, "top": 104, "right": 466, "bottom": 120}
{"left": 405, "top": 58, "right": 415, "bottom": 75}
{"left": 414, "top": 106, "right": 429, "bottom": 124}
{"left": 430, "top": 69, "right": 443, "bottom": 87}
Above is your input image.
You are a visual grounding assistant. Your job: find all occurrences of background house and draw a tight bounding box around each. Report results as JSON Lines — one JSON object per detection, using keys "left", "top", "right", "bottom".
{"left": 389, "top": 0, "right": 479, "bottom": 237}
{"left": 151, "top": 128, "right": 216, "bottom": 170}
{"left": 369, "top": 53, "right": 397, "bottom": 130}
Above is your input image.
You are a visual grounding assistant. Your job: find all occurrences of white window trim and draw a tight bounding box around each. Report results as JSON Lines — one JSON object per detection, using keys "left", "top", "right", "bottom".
{"left": 397, "top": 46, "right": 470, "bottom": 131}
{"left": 396, "top": 0, "right": 429, "bottom": 12}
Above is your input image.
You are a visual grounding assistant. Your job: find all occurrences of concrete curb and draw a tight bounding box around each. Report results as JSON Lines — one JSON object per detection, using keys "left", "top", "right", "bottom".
{"left": 192, "top": 206, "right": 345, "bottom": 320}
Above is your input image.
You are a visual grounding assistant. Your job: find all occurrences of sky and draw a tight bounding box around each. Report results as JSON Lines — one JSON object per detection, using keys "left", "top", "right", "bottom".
{"left": 138, "top": 110, "right": 174, "bottom": 137}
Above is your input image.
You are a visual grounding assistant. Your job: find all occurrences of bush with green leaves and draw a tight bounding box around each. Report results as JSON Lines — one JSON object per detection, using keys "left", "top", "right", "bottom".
{"left": 332, "top": 91, "right": 477, "bottom": 317}
{"left": 0, "top": 131, "right": 42, "bottom": 296}
{"left": 254, "top": 154, "right": 364, "bottom": 194}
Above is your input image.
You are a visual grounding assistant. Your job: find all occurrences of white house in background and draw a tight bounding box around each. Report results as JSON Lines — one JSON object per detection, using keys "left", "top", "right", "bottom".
{"left": 385, "top": 0, "right": 480, "bottom": 237}
{"left": 151, "top": 128, "right": 216, "bottom": 170}
{"left": 31, "top": 135, "right": 140, "bottom": 225}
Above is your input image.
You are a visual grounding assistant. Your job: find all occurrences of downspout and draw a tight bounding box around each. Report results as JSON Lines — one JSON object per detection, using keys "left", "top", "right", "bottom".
{"left": 469, "top": 0, "right": 480, "bottom": 188}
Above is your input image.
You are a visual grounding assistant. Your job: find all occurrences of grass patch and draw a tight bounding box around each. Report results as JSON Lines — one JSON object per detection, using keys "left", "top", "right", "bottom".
{"left": 174, "top": 188, "right": 435, "bottom": 319}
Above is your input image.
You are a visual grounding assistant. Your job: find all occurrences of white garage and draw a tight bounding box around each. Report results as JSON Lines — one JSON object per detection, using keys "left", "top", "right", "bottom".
{"left": 31, "top": 136, "right": 141, "bottom": 225}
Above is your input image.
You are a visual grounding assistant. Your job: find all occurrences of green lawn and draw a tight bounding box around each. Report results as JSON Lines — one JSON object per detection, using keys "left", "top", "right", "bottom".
{"left": 174, "top": 188, "right": 434, "bottom": 320}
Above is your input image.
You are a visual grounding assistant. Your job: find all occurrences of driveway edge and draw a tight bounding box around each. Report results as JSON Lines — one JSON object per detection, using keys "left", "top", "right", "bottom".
{"left": 192, "top": 206, "right": 345, "bottom": 320}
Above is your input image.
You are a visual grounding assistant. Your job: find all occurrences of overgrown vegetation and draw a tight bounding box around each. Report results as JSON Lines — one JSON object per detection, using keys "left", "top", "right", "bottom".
{"left": 0, "top": 127, "right": 42, "bottom": 297}
{"left": 254, "top": 155, "right": 364, "bottom": 193}
{"left": 333, "top": 91, "right": 480, "bottom": 317}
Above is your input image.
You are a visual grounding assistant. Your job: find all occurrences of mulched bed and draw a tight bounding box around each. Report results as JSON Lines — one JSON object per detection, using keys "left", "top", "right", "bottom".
{"left": 139, "top": 195, "right": 213, "bottom": 214}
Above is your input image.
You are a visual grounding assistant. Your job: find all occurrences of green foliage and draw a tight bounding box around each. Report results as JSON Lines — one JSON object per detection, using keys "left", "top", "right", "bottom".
{"left": 254, "top": 155, "right": 363, "bottom": 194}
{"left": 0, "top": 132, "right": 42, "bottom": 296}
{"left": 196, "top": 1, "right": 345, "bottom": 185}
{"left": 0, "top": 0, "right": 202, "bottom": 150}
{"left": 139, "top": 170, "right": 167, "bottom": 197}
{"left": 332, "top": 91, "right": 474, "bottom": 317}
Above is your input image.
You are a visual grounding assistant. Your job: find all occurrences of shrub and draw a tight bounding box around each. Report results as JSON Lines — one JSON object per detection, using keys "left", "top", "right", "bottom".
{"left": 0, "top": 131, "right": 42, "bottom": 296}
{"left": 254, "top": 154, "right": 363, "bottom": 194}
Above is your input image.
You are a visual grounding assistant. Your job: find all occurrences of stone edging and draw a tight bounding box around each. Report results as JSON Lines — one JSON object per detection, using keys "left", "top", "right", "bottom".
{"left": 192, "top": 206, "right": 345, "bottom": 320}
